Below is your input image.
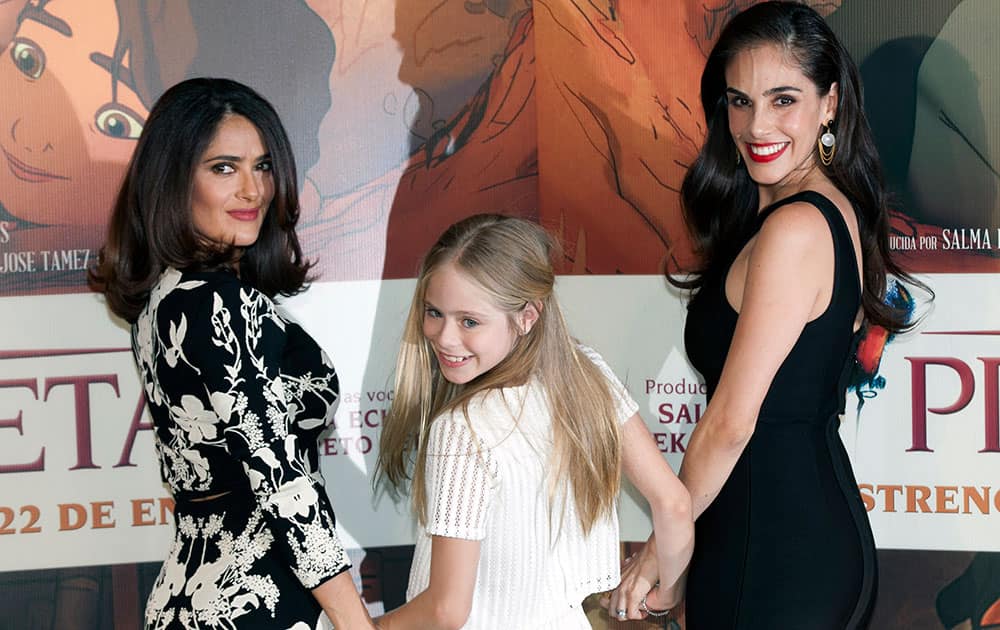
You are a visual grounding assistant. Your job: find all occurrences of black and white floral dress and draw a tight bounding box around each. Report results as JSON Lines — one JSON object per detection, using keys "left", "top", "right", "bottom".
{"left": 134, "top": 267, "right": 349, "bottom": 630}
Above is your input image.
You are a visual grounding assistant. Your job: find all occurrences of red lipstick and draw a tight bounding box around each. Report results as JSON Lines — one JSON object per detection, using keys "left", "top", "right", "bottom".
{"left": 745, "top": 143, "right": 789, "bottom": 164}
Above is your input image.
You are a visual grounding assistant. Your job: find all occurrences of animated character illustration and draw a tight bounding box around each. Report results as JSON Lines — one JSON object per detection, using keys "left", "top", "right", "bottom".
{"left": 0, "top": 0, "right": 333, "bottom": 293}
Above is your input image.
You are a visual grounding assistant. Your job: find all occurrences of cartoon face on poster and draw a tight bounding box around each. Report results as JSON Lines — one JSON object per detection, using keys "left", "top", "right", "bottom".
{"left": 0, "top": 0, "right": 338, "bottom": 293}
{"left": 1, "top": 0, "right": 141, "bottom": 287}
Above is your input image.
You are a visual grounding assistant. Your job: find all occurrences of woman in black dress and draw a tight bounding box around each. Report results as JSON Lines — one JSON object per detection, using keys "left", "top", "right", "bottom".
{"left": 91, "top": 78, "right": 375, "bottom": 629}
{"left": 611, "top": 3, "right": 924, "bottom": 628}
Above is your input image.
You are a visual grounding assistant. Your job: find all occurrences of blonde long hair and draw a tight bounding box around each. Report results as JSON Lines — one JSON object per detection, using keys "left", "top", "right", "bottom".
{"left": 376, "top": 215, "right": 622, "bottom": 534}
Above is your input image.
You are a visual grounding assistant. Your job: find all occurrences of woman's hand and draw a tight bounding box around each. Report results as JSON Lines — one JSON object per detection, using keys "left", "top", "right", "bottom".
{"left": 603, "top": 543, "right": 659, "bottom": 620}
{"left": 642, "top": 571, "right": 685, "bottom": 617}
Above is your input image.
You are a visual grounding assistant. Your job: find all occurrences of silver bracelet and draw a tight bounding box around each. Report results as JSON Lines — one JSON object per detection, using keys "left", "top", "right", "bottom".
{"left": 639, "top": 593, "right": 671, "bottom": 617}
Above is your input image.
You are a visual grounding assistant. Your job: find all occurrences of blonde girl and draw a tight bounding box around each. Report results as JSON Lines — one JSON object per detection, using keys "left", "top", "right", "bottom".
{"left": 375, "top": 214, "right": 693, "bottom": 629}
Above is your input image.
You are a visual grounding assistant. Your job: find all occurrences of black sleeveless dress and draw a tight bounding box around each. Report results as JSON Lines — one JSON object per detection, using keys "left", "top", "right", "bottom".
{"left": 683, "top": 191, "right": 877, "bottom": 629}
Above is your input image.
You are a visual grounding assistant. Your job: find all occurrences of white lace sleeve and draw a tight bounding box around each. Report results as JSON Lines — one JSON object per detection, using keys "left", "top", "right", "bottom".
{"left": 578, "top": 344, "right": 640, "bottom": 424}
{"left": 424, "top": 413, "right": 498, "bottom": 540}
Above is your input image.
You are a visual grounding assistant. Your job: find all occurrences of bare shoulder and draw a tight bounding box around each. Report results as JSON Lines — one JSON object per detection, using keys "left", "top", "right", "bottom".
{"left": 755, "top": 200, "right": 832, "bottom": 254}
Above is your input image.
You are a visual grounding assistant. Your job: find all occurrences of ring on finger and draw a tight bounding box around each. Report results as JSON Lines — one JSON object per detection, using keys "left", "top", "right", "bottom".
{"left": 639, "top": 594, "right": 671, "bottom": 617}
{"left": 616, "top": 608, "right": 627, "bottom": 620}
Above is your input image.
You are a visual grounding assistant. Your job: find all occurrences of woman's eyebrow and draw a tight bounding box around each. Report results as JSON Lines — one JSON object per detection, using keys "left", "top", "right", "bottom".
{"left": 202, "top": 153, "right": 273, "bottom": 164}
{"left": 725, "top": 86, "right": 803, "bottom": 98}
{"left": 19, "top": 5, "right": 72, "bottom": 37}
{"left": 763, "top": 85, "right": 803, "bottom": 96}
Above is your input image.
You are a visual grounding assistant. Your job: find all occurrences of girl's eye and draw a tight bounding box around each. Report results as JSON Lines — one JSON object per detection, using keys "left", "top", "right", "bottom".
{"left": 211, "top": 163, "right": 236, "bottom": 174}
{"left": 424, "top": 307, "right": 442, "bottom": 318}
{"left": 461, "top": 318, "right": 479, "bottom": 329}
{"left": 11, "top": 38, "right": 45, "bottom": 80}
{"left": 728, "top": 96, "right": 749, "bottom": 108}
{"left": 775, "top": 95, "right": 796, "bottom": 106}
{"left": 256, "top": 160, "right": 273, "bottom": 172}
{"left": 95, "top": 104, "right": 145, "bottom": 139}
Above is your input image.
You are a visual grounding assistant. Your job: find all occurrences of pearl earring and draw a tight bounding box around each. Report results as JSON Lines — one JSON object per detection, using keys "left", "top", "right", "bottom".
{"left": 818, "top": 120, "right": 836, "bottom": 166}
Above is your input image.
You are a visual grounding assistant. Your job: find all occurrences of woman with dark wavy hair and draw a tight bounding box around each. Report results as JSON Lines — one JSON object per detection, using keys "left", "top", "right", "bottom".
{"left": 611, "top": 2, "right": 926, "bottom": 627}
{"left": 91, "top": 77, "right": 374, "bottom": 629}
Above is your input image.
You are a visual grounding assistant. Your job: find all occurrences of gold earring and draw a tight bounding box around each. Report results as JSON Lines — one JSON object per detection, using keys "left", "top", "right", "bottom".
{"left": 817, "top": 120, "right": 836, "bottom": 166}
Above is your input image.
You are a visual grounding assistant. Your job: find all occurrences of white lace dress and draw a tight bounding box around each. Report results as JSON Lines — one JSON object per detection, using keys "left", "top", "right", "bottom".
{"left": 135, "top": 268, "right": 349, "bottom": 630}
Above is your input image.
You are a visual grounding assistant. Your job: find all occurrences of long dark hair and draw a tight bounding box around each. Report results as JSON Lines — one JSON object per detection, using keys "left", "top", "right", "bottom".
{"left": 90, "top": 78, "right": 311, "bottom": 322}
{"left": 676, "top": 1, "right": 923, "bottom": 332}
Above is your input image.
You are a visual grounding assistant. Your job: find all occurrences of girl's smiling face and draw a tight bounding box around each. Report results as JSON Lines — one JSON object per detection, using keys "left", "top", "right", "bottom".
{"left": 422, "top": 262, "right": 536, "bottom": 385}
{"left": 0, "top": 0, "right": 146, "bottom": 227}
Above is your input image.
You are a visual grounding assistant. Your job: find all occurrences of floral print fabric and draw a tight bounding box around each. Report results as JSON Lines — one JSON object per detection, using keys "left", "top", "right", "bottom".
{"left": 136, "top": 268, "right": 348, "bottom": 629}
